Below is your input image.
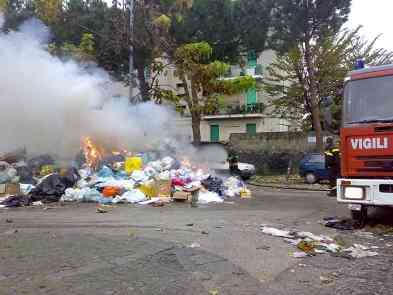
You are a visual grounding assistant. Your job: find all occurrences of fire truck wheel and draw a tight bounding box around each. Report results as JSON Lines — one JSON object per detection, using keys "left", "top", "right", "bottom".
{"left": 351, "top": 206, "right": 368, "bottom": 227}
{"left": 305, "top": 173, "right": 317, "bottom": 184}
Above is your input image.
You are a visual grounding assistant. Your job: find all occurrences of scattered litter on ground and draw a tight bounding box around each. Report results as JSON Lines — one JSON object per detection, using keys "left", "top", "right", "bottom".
{"left": 291, "top": 251, "right": 309, "bottom": 258}
{"left": 96, "top": 206, "right": 109, "bottom": 214}
{"left": 260, "top": 225, "right": 379, "bottom": 259}
{"left": 188, "top": 242, "right": 201, "bottom": 248}
{"left": 343, "top": 244, "right": 378, "bottom": 258}
{"left": 322, "top": 217, "right": 356, "bottom": 230}
{"left": 320, "top": 275, "right": 334, "bottom": 285}
{"left": 260, "top": 226, "right": 294, "bottom": 238}
{"left": 256, "top": 245, "right": 271, "bottom": 251}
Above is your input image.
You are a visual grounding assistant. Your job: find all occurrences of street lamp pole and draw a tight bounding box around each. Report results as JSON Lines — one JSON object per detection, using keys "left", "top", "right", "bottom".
{"left": 128, "top": 0, "right": 141, "bottom": 104}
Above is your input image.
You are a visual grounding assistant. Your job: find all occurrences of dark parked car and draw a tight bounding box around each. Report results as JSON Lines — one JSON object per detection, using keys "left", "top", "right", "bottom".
{"left": 299, "top": 153, "right": 329, "bottom": 184}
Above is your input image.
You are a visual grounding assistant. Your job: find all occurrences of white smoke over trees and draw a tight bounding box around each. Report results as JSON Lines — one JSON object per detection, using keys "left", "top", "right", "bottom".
{"left": 0, "top": 15, "right": 190, "bottom": 159}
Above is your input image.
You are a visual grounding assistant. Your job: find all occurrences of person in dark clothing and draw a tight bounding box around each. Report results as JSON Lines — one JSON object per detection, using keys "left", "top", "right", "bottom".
{"left": 227, "top": 149, "right": 240, "bottom": 175}
{"left": 325, "top": 139, "right": 341, "bottom": 196}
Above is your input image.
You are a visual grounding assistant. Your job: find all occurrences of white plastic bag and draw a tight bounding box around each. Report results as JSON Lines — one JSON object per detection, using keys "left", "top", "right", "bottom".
{"left": 198, "top": 191, "right": 223, "bottom": 204}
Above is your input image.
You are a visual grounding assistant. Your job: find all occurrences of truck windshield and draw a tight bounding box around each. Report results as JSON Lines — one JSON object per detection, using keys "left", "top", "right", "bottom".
{"left": 343, "top": 75, "right": 393, "bottom": 126}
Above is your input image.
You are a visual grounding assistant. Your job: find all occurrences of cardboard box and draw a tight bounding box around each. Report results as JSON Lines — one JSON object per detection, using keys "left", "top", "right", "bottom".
{"left": 172, "top": 190, "right": 191, "bottom": 201}
{"left": 0, "top": 183, "right": 20, "bottom": 197}
{"left": 158, "top": 180, "right": 172, "bottom": 198}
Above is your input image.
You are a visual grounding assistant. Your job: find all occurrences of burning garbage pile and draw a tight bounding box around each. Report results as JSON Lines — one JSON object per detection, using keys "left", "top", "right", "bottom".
{"left": 0, "top": 139, "right": 251, "bottom": 208}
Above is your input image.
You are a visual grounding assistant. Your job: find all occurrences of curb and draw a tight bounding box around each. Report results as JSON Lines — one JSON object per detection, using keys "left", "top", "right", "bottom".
{"left": 248, "top": 182, "right": 329, "bottom": 192}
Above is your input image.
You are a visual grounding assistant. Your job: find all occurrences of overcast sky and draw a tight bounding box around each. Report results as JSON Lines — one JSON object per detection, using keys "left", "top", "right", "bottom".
{"left": 347, "top": 0, "right": 393, "bottom": 50}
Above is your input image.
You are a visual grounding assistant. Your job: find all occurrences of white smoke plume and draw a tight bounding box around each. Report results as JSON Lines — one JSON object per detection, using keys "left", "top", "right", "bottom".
{"left": 0, "top": 17, "right": 190, "bottom": 159}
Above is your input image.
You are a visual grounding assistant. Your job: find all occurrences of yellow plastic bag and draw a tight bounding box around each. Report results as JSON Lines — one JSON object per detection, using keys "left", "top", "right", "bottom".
{"left": 125, "top": 157, "right": 143, "bottom": 175}
{"left": 40, "top": 165, "right": 54, "bottom": 176}
{"left": 138, "top": 180, "right": 159, "bottom": 199}
{"left": 240, "top": 187, "right": 252, "bottom": 199}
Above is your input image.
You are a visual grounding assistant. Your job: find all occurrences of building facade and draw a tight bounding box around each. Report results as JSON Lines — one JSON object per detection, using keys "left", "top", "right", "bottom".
{"left": 148, "top": 50, "right": 293, "bottom": 142}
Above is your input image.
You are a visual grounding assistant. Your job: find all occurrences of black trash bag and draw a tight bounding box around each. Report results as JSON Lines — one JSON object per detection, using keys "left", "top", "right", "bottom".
{"left": 0, "top": 195, "right": 32, "bottom": 207}
{"left": 30, "top": 173, "right": 67, "bottom": 202}
{"left": 28, "top": 155, "right": 54, "bottom": 173}
{"left": 16, "top": 165, "right": 34, "bottom": 184}
{"left": 201, "top": 176, "right": 224, "bottom": 196}
{"left": 61, "top": 167, "right": 80, "bottom": 187}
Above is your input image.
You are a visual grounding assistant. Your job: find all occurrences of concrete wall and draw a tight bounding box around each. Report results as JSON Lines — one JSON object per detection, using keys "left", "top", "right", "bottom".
{"left": 229, "top": 132, "right": 335, "bottom": 174}
{"left": 229, "top": 132, "right": 315, "bottom": 174}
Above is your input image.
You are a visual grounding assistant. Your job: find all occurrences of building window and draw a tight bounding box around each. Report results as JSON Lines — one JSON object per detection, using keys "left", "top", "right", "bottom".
{"left": 246, "top": 123, "right": 257, "bottom": 136}
{"left": 247, "top": 51, "right": 257, "bottom": 68}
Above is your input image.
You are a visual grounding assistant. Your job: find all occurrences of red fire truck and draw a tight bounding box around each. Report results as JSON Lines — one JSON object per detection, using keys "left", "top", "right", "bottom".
{"left": 337, "top": 63, "right": 393, "bottom": 222}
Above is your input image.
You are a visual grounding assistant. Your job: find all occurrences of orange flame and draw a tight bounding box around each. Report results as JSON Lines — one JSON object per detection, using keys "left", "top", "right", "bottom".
{"left": 82, "top": 137, "right": 104, "bottom": 170}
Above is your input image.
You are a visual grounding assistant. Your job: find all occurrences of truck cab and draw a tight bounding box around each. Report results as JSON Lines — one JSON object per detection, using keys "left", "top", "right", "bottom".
{"left": 337, "top": 64, "right": 393, "bottom": 222}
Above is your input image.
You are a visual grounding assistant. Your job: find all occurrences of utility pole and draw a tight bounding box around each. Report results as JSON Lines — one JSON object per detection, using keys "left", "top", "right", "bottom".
{"left": 128, "top": 0, "right": 141, "bottom": 104}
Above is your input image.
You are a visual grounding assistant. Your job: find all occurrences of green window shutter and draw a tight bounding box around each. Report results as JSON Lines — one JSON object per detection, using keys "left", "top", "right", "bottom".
{"left": 210, "top": 125, "right": 220, "bottom": 142}
{"left": 246, "top": 123, "right": 257, "bottom": 136}
{"left": 246, "top": 87, "right": 257, "bottom": 109}
{"left": 247, "top": 51, "right": 257, "bottom": 68}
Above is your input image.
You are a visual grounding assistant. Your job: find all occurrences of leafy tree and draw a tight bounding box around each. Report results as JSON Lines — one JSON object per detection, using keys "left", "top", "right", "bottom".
{"left": 0, "top": 0, "right": 8, "bottom": 10}
{"left": 1, "top": 0, "right": 35, "bottom": 31}
{"left": 171, "top": 0, "right": 240, "bottom": 63}
{"left": 33, "top": 0, "right": 62, "bottom": 24}
{"left": 170, "top": 42, "right": 255, "bottom": 144}
{"left": 269, "top": 0, "right": 352, "bottom": 151}
{"left": 48, "top": 32, "right": 96, "bottom": 62}
{"left": 264, "top": 26, "right": 393, "bottom": 134}
{"left": 233, "top": 0, "right": 274, "bottom": 54}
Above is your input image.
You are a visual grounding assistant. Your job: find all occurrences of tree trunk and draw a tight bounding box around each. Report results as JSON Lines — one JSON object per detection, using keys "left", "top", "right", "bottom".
{"left": 135, "top": 59, "right": 150, "bottom": 101}
{"left": 304, "top": 40, "right": 323, "bottom": 152}
{"left": 191, "top": 112, "right": 201, "bottom": 145}
{"left": 190, "top": 83, "right": 202, "bottom": 145}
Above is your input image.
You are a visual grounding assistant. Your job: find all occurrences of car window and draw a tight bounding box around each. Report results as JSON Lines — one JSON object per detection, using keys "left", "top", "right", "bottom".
{"left": 309, "top": 154, "right": 324, "bottom": 163}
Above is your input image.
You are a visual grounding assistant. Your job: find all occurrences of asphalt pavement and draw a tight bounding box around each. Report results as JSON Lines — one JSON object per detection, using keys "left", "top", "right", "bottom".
{"left": 1, "top": 186, "right": 393, "bottom": 295}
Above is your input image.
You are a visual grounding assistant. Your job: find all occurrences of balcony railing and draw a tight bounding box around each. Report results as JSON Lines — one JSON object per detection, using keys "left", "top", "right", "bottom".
{"left": 204, "top": 102, "right": 266, "bottom": 116}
